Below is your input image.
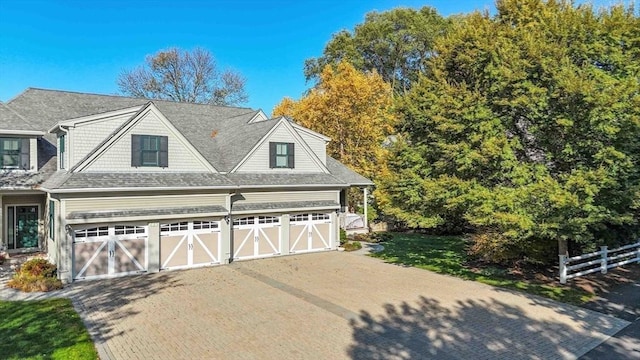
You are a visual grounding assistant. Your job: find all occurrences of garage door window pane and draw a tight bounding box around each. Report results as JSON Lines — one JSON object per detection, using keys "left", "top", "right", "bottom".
{"left": 258, "top": 216, "right": 279, "bottom": 224}
{"left": 312, "top": 213, "right": 330, "bottom": 221}
{"left": 291, "top": 214, "right": 308, "bottom": 222}
{"left": 75, "top": 226, "right": 108, "bottom": 238}
{"left": 115, "top": 225, "right": 146, "bottom": 235}
{"left": 160, "top": 222, "right": 188, "bottom": 233}
{"left": 193, "top": 221, "right": 218, "bottom": 230}
{"left": 233, "top": 217, "right": 254, "bottom": 226}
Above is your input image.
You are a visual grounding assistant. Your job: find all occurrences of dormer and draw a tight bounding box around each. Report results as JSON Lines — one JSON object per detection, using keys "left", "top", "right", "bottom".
{"left": 0, "top": 103, "right": 43, "bottom": 172}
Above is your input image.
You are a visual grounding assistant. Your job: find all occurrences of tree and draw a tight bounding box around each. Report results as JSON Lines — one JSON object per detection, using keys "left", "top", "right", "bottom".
{"left": 274, "top": 60, "right": 395, "bottom": 181}
{"left": 117, "top": 47, "right": 248, "bottom": 106}
{"left": 376, "top": 0, "right": 640, "bottom": 264}
{"left": 304, "top": 7, "right": 450, "bottom": 93}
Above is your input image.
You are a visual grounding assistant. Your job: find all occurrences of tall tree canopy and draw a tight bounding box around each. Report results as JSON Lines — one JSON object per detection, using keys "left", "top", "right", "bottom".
{"left": 377, "top": 0, "right": 640, "bottom": 263}
{"left": 274, "top": 60, "right": 395, "bottom": 181}
{"left": 118, "top": 47, "right": 248, "bottom": 106}
{"left": 304, "top": 6, "right": 450, "bottom": 93}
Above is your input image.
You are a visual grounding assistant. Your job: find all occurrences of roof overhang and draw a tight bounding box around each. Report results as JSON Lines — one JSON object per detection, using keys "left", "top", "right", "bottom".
{"left": 66, "top": 205, "right": 228, "bottom": 224}
{"left": 0, "top": 129, "right": 45, "bottom": 136}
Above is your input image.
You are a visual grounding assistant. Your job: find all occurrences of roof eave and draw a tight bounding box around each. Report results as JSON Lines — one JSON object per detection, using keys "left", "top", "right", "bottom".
{"left": 0, "top": 129, "right": 45, "bottom": 136}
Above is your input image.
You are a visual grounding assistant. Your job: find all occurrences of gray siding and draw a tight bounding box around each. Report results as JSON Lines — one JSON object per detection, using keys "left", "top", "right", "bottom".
{"left": 236, "top": 123, "right": 323, "bottom": 172}
{"left": 69, "top": 113, "right": 132, "bottom": 167}
{"left": 296, "top": 129, "right": 326, "bottom": 165}
{"left": 64, "top": 193, "right": 227, "bottom": 214}
{"left": 234, "top": 190, "right": 339, "bottom": 204}
{"left": 83, "top": 110, "right": 210, "bottom": 172}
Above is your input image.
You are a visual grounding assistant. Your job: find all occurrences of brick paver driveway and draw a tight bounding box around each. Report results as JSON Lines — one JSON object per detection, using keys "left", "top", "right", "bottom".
{"left": 66, "top": 252, "right": 628, "bottom": 360}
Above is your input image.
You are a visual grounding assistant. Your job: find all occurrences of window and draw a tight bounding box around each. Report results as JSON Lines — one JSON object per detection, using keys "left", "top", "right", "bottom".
{"left": 131, "top": 135, "right": 168, "bottom": 167}
{"left": 0, "top": 138, "right": 21, "bottom": 169}
{"left": 193, "top": 221, "right": 219, "bottom": 230}
{"left": 59, "top": 134, "right": 66, "bottom": 169}
{"left": 114, "top": 225, "right": 146, "bottom": 235}
{"left": 312, "top": 213, "right": 330, "bottom": 221}
{"left": 291, "top": 214, "right": 308, "bottom": 222}
{"left": 160, "top": 222, "right": 188, "bottom": 233}
{"left": 269, "top": 142, "right": 294, "bottom": 169}
{"left": 233, "top": 217, "right": 254, "bottom": 226}
{"left": 74, "top": 226, "right": 109, "bottom": 239}
{"left": 258, "top": 216, "right": 280, "bottom": 224}
{"left": 49, "top": 201, "right": 55, "bottom": 241}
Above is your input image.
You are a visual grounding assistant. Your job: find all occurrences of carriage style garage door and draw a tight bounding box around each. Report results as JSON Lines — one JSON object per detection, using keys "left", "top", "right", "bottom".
{"left": 232, "top": 215, "right": 281, "bottom": 260}
{"left": 73, "top": 224, "right": 148, "bottom": 280}
{"left": 160, "top": 220, "right": 221, "bottom": 270}
{"left": 289, "top": 213, "right": 332, "bottom": 253}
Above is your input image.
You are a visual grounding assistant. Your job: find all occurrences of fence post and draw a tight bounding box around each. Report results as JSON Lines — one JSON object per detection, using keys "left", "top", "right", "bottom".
{"left": 559, "top": 255, "right": 567, "bottom": 284}
{"left": 600, "top": 246, "right": 608, "bottom": 274}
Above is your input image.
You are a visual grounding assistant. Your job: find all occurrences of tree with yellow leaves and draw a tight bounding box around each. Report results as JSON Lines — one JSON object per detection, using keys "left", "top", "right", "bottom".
{"left": 273, "top": 60, "right": 395, "bottom": 181}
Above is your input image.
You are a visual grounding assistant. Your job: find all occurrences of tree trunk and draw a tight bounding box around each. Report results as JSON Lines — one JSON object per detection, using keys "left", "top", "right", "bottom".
{"left": 558, "top": 238, "right": 568, "bottom": 256}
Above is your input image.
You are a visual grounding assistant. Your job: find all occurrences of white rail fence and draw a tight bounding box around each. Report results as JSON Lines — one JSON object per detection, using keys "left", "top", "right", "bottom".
{"left": 559, "top": 241, "right": 640, "bottom": 284}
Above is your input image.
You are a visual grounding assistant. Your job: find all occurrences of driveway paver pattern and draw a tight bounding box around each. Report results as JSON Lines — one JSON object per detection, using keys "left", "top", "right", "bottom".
{"left": 2, "top": 252, "right": 630, "bottom": 359}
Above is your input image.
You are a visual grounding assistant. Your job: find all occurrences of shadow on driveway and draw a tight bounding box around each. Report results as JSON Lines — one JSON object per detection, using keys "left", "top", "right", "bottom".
{"left": 349, "top": 295, "right": 624, "bottom": 360}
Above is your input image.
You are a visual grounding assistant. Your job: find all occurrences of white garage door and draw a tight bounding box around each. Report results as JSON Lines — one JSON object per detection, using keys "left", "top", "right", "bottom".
{"left": 73, "top": 224, "right": 148, "bottom": 281}
{"left": 289, "top": 213, "right": 332, "bottom": 253}
{"left": 232, "top": 215, "right": 281, "bottom": 260}
{"left": 160, "top": 220, "right": 221, "bottom": 270}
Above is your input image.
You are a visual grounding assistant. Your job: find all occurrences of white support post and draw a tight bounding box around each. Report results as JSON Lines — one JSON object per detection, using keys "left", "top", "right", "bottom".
{"left": 600, "top": 246, "right": 608, "bottom": 274}
{"left": 559, "top": 255, "right": 567, "bottom": 284}
{"left": 363, "top": 187, "right": 368, "bottom": 231}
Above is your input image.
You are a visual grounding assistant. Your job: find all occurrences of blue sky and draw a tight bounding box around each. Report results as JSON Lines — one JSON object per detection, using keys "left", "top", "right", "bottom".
{"left": 0, "top": 0, "right": 623, "bottom": 115}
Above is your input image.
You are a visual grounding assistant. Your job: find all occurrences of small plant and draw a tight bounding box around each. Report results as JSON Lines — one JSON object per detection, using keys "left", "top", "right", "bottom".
{"left": 0, "top": 252, "right": 5, "bottom": 264}
{"left": 339, "top": 228, "right": 348, "bottom": 245}
{"left": 7, "top": 258, "right": 63, "bottom": 292}
{"left": 343, "top": 241, "right": 363, "bottom": 252}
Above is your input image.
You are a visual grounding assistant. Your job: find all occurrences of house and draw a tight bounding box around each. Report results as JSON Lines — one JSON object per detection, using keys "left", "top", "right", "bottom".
{"left": 0, "top": 88, "right": 372, "bottom": 283}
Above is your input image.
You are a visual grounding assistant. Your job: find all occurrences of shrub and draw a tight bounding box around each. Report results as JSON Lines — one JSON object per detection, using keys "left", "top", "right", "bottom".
{"left": 343, "top": 241, "right": 362, "bottom": 252}
{"left": 340, "top": 228, "right": 348, "bottom": 245}
{"left": 0, "top": 253, "right": 5, "bottom": 264}
{"left": 7, "top": 258, "right": 63, "bottom": 292}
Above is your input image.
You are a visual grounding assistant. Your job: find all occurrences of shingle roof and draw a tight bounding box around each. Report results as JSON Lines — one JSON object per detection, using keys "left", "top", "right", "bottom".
{"left": 224, "top": 172, "right": 346, "bottom": 187}
{"left": 326, "top": 157, "right": 374, "bottom": 186}
{"left": 7, "top": 88, "right": 373, "bottom": 190}
{"left": 67, "top": 205, "right": 228, "bottom": 220}
{"left": 232, "top": 200, "right": 339, "bottom": 212}
{"left": 0, "top": 154, "right": 57, "bottom": 190}
{"left": 0, "top": 103, "right": 41, "bottom": 133}
{"left": 7, "top": 88, "right": 277, "bottom": 172}
{"left": 41, "top": 172, "right": 236, "bottom": 190}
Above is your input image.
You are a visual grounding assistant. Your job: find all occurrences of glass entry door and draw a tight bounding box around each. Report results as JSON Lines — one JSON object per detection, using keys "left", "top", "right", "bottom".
{"left": 7, "top": 205, "right": 39, "bottom": 250}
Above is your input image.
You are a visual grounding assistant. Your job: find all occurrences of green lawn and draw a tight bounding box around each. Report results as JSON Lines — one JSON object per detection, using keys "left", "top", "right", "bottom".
{"left": 0, "top": 299, "right": 97, "bottom": 360}
{"left": 370, "top": 233, "right": 593, "bottom": 305}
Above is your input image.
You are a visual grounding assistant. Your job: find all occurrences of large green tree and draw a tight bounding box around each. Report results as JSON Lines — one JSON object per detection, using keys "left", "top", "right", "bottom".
{"left": 304, "top": 6, "right": 450, "bottom": 93}
{"left": 377, "top": 0, "right": 640, "bottom": 263}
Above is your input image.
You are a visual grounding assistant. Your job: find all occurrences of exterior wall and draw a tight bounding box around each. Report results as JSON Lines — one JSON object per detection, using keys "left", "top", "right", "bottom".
{"left": 236, "top": 123, "right": 323, "bottom": 173}
{"left": 233, "top": 190, "right": 339, "bottom": 205}
{"left": 84, "top": 111, "right": 210, "bottom": 172}
{"left": 29, "top": 138, "right": 37, "bottom": 172}
{"left": 296, "top": 129, "right": 327, "bottom": 165}
{"left": 63, "top": 193, "right": 227, "bottom": 214}
{"left": 68, "top": 114, "right": 130, "bottom": 167}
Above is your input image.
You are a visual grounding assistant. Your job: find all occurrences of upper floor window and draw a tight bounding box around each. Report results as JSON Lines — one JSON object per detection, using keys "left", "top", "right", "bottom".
{"left": 59, "top": 134, "right": 66, "bottom": 169}
{"left": 269, "top": 142, "right": 294, "bottom": 169}
{"left": 131, "top": 134, "right": 168, "bottom": 167}
{"left": 0, "top": 137, "right": 29, "bottom": 170}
